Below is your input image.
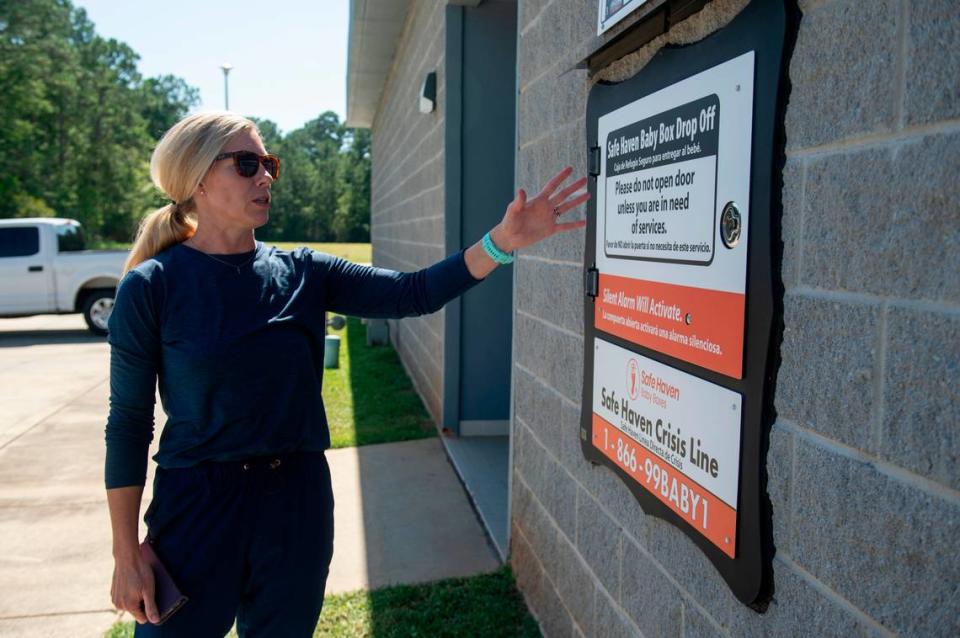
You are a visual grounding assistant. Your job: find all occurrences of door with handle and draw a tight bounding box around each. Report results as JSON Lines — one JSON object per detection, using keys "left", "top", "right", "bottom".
{"left": 0, "top": 227, "right": 54, "bottom": 314}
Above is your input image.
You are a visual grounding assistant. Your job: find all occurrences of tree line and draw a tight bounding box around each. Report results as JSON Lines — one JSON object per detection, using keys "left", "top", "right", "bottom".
{"left": 254, "top": 115, "right": 371, "bottom": 243}
{"left": 0, "top": 0, "right": 370, "bottom": 243}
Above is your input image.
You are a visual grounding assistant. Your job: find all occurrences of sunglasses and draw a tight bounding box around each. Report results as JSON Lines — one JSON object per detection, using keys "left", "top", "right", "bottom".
{"left": 213, "top": 150, "right": 281, "bottom": 180}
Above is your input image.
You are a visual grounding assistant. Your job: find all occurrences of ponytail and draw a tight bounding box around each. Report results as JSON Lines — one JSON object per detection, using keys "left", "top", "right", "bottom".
{"left": 122, "top": 202, "right": 196, "bottom": 275}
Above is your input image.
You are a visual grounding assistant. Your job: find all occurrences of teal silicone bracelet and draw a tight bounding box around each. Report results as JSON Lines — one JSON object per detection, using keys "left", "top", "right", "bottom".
{"left": 482, "top": 231, "right": 514, "bottom": 264}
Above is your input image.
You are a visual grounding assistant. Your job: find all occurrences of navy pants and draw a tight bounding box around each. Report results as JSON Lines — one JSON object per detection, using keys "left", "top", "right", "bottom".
{"left": 134, "top": 452, "right": 335, "bottom": 637}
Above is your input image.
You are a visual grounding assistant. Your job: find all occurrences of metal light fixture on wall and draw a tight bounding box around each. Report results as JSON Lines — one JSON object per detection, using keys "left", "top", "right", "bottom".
{"left": 419, "top": 71, "right": 436, "bottom": 114}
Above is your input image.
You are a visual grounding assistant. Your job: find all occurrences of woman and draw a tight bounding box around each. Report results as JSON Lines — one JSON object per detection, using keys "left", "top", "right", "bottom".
{"left": 106, "top": 111, "right": 588, "bottom": 636}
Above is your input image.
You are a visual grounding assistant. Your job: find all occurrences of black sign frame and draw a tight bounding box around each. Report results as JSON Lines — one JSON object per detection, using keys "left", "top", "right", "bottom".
{"left": 581, "top": 0, "right": 794, "bottom": 608}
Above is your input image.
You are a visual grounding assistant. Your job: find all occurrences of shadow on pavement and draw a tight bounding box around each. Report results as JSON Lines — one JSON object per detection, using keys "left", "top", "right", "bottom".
{"left": 0, "top": 330, "right": 105, "bottom": 347}
{"left": 343, "top": 318, "right": 500, "bottom": 626}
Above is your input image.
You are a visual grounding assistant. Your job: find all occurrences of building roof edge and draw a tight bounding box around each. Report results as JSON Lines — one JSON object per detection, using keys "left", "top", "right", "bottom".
{"left": 345, "top": 0, "right": 413, "bottom": 128}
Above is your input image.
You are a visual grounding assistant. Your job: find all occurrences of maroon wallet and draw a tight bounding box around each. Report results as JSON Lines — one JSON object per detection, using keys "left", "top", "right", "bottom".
{"left": 139, "top": 539, "right": 189, "bottom": 625}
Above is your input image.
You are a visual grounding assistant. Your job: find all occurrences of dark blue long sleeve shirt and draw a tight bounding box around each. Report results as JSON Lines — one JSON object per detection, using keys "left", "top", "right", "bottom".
{"left": 104, "top": 241, "right": 482, "bottom": 489}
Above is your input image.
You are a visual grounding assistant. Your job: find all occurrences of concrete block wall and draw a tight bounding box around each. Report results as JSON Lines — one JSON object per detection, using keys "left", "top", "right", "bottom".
{"left": 511, "top": 0, "right": 959, "bottom": 636}
{"left": 370, "top": 1, "right": 448, "bottom": 423}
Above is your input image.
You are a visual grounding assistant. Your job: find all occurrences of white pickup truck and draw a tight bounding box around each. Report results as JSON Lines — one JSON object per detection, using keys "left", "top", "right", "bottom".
{"left": 0, "top": 218, "right": 128, "bottom": 335}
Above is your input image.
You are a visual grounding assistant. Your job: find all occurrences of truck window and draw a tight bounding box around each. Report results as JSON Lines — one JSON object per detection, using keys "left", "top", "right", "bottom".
{"left": 0, "top": 227, "right": 40, "bottom": 258}
{"left": 56, "top": 223, "right": 87, "bottom": 252}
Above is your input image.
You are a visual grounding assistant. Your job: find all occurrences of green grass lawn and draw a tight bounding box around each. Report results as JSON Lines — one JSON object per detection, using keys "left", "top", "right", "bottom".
{"left": 269, "top": 241, "right": 371, "bottom": 263}
{"left": 87, "top": 240, "right": 371, "bottom": 264}
{"left": 324, "top": 316, "right": 435, "bottom": 448}
{"left": 317, "top": 567, "right": 540, "bottom": 637}
{"left": 105, "top": 567, "right": 540, "bottom": 637}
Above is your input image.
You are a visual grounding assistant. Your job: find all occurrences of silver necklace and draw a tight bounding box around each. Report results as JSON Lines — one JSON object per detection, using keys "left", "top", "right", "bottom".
{"left": 186, "top": 241, "right": 258, "bottom": 274}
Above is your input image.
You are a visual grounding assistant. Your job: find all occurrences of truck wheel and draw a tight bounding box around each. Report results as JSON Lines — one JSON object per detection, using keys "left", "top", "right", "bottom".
{"left": 82, "top": 290, "right": 115, "bottom": 336}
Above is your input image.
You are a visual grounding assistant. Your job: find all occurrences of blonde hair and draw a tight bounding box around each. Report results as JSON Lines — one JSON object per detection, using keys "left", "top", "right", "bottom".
{"left": 123, "top": 111, "right": 257, "bottom": 274}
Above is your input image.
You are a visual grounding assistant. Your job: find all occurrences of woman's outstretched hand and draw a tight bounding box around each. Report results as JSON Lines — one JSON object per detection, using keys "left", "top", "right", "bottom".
{"left": 490, "top": 166, "right": 590, "bottom": 253}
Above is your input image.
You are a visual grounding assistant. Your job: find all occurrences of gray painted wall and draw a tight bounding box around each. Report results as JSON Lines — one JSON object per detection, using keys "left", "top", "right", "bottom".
{"left": 511, "top": 0, "right": 959, "bottom": 636}
{"left": 370, "top": 2, "right": 448, "bottom": 423}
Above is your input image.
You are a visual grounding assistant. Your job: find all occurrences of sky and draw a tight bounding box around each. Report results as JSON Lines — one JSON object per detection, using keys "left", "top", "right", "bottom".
{"left": 74, "top": 0, "right": 349, "bottom": 135}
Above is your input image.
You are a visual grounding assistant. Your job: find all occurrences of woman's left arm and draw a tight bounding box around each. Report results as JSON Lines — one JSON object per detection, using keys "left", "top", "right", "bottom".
{"left": 464, "top": 166, "right": 589, "bottom": 279}
{"left": 318, "top": 167, "right": 589, "bottom": 318}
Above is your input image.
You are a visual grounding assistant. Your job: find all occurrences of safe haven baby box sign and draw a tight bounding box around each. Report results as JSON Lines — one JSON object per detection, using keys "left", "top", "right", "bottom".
{"left": 584, "top": 0, "right": 789, "bottom": 604}
{"left": 595, "top": 52, "right": 754, "bottom": 378}
{"left": 591, "top": 337, "right": 742, "bottom": 557}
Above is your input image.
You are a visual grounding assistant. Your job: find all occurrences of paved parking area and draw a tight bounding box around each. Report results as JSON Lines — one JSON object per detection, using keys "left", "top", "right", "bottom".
{"left": 0, "top": 315, "right": 498, "bottom": 637}
{"left": 0, "top": 315, "right": 128, "bottom": 637}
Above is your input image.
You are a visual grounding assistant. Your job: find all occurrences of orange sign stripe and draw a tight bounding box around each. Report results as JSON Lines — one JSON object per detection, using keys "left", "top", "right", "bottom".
{"left": 595, "top": 273, "right": 745, "bottom": 379}
{"left": 592, "top": 414, "right": 737, "bottom": 558}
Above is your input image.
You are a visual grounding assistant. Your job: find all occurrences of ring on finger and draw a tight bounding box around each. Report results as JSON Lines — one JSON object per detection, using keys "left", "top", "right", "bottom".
{"left": 554, "top": 206, "right": 562, "bottom": 218}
